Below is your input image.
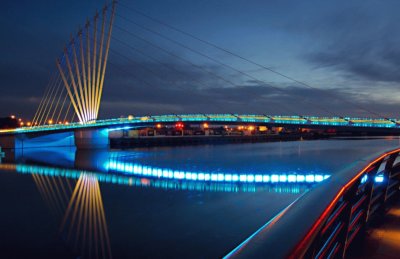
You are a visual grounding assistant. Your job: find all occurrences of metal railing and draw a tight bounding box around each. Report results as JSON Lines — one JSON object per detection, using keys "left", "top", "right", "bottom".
{"left": 227, "top": 147, "right": 400, "bottom": 258}
{"left": 2, "top": 113, "right": 400, "bottom": 135}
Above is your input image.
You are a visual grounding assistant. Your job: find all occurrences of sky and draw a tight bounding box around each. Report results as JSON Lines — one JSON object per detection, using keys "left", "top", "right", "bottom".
{"left": 1, "top": 0, "right": 400, "bottom": 120}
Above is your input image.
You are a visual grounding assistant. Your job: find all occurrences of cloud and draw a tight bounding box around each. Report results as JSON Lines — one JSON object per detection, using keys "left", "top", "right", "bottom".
{"left": 294, "top": 1, "right": 400, "bottom": 86}
{"left": 3, "top": 0, "right": 400, "bottom": 120}
{"left": 100, "top": 57, "right": 398, "bottom": 118}
{"left": 308, "top": 46, "right": 400, "bottom": 84}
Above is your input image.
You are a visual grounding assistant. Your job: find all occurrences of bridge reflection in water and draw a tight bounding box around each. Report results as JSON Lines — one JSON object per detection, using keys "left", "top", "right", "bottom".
{"left": 13, "top": 164, "right": 112, "bottom": 258}
{"left": 1, "top": 138, "right": 400, "bottom": 258}
{"left": 7, "top": 147, "right": 331, "bottom": 193}
{"left": 0, "top": 146, "right": 331, "bottom": 258}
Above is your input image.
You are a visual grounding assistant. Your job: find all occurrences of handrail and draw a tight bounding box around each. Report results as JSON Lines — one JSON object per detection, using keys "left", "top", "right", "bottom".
{"left": 2, "top": 113, "right": 400, "bottom": 135}
{"left": 226, "top": 147, "right": 400, "bottom": 258}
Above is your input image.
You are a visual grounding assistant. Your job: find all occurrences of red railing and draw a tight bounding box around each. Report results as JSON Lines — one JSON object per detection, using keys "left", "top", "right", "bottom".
{"left": 227, "top": 148, "right": 400, "bottom": 259}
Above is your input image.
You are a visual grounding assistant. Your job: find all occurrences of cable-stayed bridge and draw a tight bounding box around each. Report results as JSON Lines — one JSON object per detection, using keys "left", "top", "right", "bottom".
{"left": 1, "top": 0, "right": 400, "bottom": 149}
{"left": 2, "top": 2, "right": 400, "bottom": 258}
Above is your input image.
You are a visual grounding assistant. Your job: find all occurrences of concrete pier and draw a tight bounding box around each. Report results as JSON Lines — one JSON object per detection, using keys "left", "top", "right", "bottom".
{"left": 0, "top": 132, "right": 75, "bottom": 149}
{"left": 0, "top": 135, "right": 17, "bottom": 149}
{"left": 74, "top": 128, "right": 109, "bottom": 149}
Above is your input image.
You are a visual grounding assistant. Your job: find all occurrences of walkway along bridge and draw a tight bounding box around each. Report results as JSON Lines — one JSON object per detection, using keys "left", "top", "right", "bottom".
{"left": 226, "top": 147, "right": 400, "bottom": 258}
{"left": 1, "top": 113, "right": 400, "bottom": 149}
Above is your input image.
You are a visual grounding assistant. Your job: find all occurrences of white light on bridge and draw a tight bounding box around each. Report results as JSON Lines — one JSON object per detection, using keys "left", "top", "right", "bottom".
{"left": 375, "top": 174, "right": 384, "bottom": 183}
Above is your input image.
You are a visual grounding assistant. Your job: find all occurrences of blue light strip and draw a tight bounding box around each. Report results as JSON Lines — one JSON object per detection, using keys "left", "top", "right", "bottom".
{"left": 360, "top": 174, "right": 368, "bottom": 184}
{"left": 5, "top": 163, "right": 324, "bottom": 193}
{"left": 105, "top": 159, "right": 330, "bottom": 184}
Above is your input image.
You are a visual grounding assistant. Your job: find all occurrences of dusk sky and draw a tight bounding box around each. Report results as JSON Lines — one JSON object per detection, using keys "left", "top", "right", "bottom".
{"left": 2, "top": 0, "right": 400, "bottom": 120}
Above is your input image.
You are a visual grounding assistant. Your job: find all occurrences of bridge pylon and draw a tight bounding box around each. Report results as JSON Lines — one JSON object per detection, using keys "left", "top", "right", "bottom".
{"left": 57, "top": 1, "right": 116, "bottom": 124}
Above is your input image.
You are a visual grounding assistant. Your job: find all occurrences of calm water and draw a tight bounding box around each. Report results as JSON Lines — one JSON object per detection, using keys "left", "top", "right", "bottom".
{"left": 0, "top": 137, "right": 399, "bottom": 258}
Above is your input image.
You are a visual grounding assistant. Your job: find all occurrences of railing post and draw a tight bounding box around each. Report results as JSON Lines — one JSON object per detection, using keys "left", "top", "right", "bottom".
{"left": 380, "top": 153, "right": 397, "bottom": 212}
{"left": 340, "top": 183, "right": 359, "bottom": 258}
{"left": 365, "top": 161, "right": 382, "bottom": 224}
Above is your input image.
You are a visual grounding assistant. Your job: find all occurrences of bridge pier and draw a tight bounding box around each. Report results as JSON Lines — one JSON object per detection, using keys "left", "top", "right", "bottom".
{"left": 0, "top": 135, "right": 18, "bottom": 149}
{"left": 74, "top": 128, "right": 109, "bottom": 149}
{"left": 0, "top": 132, "right": 75, "bottom": 149}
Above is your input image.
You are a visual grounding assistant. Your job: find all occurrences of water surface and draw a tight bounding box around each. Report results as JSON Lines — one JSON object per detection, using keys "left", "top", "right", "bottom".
{"left": 0, "top": 137, "right": 399, "bottom": 258}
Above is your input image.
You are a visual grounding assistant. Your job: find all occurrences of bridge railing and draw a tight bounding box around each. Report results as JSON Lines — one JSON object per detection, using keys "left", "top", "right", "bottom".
{"left": 2, "top": 114, "right": 400, "bottom": 135}
{"left": 227, "top": 147, "right": 400, "bottom": 258}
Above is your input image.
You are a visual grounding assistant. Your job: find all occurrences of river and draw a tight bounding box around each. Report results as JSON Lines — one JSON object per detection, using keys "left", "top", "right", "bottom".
{"left": 0, "top": 137, "right": 399, "bottom": 258}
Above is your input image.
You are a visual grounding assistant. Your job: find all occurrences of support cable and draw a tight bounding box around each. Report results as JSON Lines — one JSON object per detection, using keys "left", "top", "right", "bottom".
{"left": 71, "top": 37, "right": 89, "bottom": 123}
{"left": 43, "top": 73, "right": 63, "bottom": 124}
{"left": 91, "top": 12, "right": 99, "bottom": 122}
{"left": 95, "top": 6, "right": 108, "bottom": 120}
{"left": 57, "top": 54, "right": 84, "bottom": 123}
{"left": 35, "top": 69, "right": 63, "bottom": 125}
{"left": 118, "top": 2, "right": 387, "bottom": 119}
{"left": 114, "top": 25, "right": 241, "bottom": 91}
{"left": 97, "top": 1, "right": 117, "bottom": 118}
{"left": 106, "top": 60, "right": 181, "bottom": 115}
{"left": 79, "top": 29, "right": 90, "bottom": 122}
{"left": 108, "top": 30, "right": 295, "bottom": 115}
{"left": 63, "top": 45, "right": 87, "bottom": 122}
{"left": 86, "top": 20, "right": 93, "bottom": 121}
{"left": 51, "top": 79, "right": 69, "bottom": 123}
{"left": 45, "top": 75, "right": 66, "bottom": 125}
{"left": 63, "top": 101, "right": 73, "bottom": 123}
{"left": 32, "top": 70, "right": 58, "bottom": 126}
{"left": 55, "top": 89, "right": 70, "bottom": 124}
{"left": 116, "top": 15, "right": 338, "bottom": 117}
{"left": 37, "top": 73, "right": 62, "bottom": 125}
{"left": 109, "top": 43, "right": 259, "bottom": 115}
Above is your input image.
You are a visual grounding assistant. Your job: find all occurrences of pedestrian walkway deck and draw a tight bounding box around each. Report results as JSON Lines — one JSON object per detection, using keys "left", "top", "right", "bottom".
{"left": 349, "top": 199, "right": 400, "bottom": 258}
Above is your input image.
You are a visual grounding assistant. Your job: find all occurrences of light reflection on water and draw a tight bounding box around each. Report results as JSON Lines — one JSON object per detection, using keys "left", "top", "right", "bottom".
{"left": 60, "top": 174, "right": 111, "bottom": 259}
{"left": 0, "top": 138, "right": 399, "bottom": 258}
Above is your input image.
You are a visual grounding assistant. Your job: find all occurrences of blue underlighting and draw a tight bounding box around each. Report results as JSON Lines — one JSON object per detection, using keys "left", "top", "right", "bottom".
{"left": 3, "top": 163, "right": 315, "bottom": 193}
{"left": 105, "top": 159, "right": 330, "bottom": 184}
{"left": 3, "top": 113, "right": 400, "bottom": 136}
{"left": 361, "top": 174, "right": 368, "bottom": 184}
{"left": 107, "top": 126, "right": 134, "bottom": 132}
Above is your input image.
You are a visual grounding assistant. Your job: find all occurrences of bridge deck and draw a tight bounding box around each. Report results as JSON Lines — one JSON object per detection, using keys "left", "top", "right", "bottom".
{"left": 1, "top": 114, "right": 400, "bottom": 135}
{"left": 349, "top": 199, "right": 400, "bottom": 258}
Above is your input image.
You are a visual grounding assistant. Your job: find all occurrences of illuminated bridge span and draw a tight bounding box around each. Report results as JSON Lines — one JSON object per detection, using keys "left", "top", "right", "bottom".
{"left": 3, "top": 1, "right": 400, "bottom": 258}
{"left": 3, "top": 113, "right": 400, "bottom": 134}
{"left": 5, "top": 1, "right": 399, "bottom": 149}
{"left": 1, "top": 113, "right": 400, "bottom": 149}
